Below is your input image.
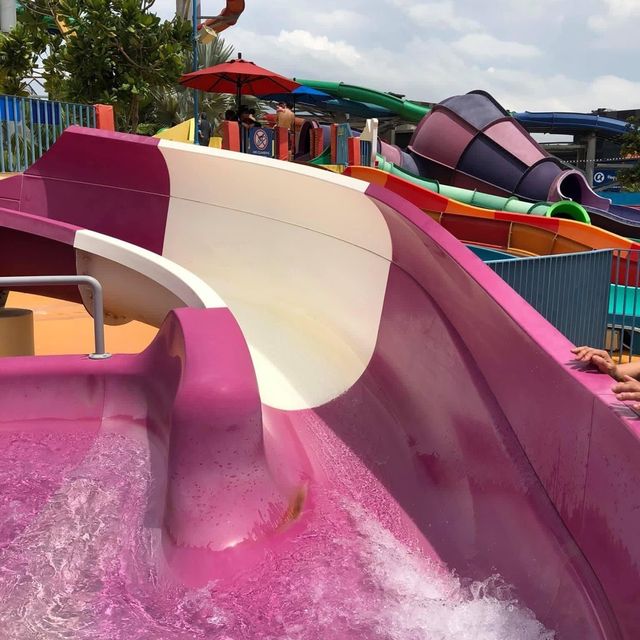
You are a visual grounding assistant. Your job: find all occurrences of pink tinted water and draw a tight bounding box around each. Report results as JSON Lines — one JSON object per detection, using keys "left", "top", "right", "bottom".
{"left": 0, "top": 426, "right": 554, "bottom": 640}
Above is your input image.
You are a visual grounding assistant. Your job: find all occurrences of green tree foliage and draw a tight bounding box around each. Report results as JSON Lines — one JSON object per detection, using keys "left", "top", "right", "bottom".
{"left": 1, "top": 0, "right": 191, "bottom": 132}
{"left": 617, "top": 117, "right": 640, "bottom": 192}
{"left": 0, "top": 22, "right": 41, "bottom": 95}
{"left": 147, "top": 37, "right": 236, "bottom": 134}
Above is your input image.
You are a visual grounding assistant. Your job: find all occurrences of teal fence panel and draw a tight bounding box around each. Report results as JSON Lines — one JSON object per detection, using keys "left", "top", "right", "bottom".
{"left": 0, "top": 94, "right": 97, "bottom": 172}
{"left": 486, "top": 249, "right": 640, "bottom": 361}
{"left": 608, "top": 250, "right": 640, "bottom": 360}
{"left": 487, "top": 250, "right": 612, "bottom": 350}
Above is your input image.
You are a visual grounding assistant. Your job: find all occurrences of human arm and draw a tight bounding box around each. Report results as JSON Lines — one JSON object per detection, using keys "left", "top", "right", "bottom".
{"left": 573, "top": 346, "right": 640, "bottom": 411}
{"left": 571, "top": 345, "right": 640, "bottom": 381}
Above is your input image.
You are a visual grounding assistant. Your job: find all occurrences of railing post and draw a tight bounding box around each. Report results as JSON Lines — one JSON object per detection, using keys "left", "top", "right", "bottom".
{"left": 5, "top": 95, "right": 13, "bottom": 171}
{"left": 0, "top": 102, "right": 5, "bottom": 173}
{"left": 0, "top": 275, "right": 111, "bottom": 359}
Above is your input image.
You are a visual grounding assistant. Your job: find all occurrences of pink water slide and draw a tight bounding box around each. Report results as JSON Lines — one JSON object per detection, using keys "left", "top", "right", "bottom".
{"left": 0, "top": 127, "right": 638, "bottom": 638}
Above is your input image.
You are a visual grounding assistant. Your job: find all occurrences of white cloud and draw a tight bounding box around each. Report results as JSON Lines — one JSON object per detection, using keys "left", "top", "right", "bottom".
{"left": 149, "top": 1, "right": 640, "bottom": 113}
{"left": 483, "top": 0, "right": 566, "bottom": 22}
{"left": 224, "top": 23, "right": 640, "bottom": 113}
{"left": 588, "top": 0, "right": 640, "bottom": 31}
{"left": 228, "top": 28, "right": 363, "bottom": 78}
{"left": 276, "top": 30, "right": 362, "bottom": 64}
{"left": 452, "top": 33, "right": 541, "bottom": 59}
{"left": 584, "top": 74, "right": 640, "bottom": 109}
{"left": 457, "top": 67, "right": 640, "bottom": 112}
{"left": 312, "top": 9, "right": 367, "bottom": 29}
{"left": 390, "top": 0, "right": 481, "bottom": 31}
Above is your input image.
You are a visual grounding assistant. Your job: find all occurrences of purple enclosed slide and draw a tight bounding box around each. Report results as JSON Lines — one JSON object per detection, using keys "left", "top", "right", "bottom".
{"left": 408, "top": 90, "right": 640, "bottom": 237}
{"left": 0, "top": 128, "right": 638, "bottom": 638}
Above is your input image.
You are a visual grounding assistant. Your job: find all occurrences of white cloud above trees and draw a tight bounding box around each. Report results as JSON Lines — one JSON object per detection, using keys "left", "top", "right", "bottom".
{"left": 154, "top": 0, "right": 640, "bottom": 111}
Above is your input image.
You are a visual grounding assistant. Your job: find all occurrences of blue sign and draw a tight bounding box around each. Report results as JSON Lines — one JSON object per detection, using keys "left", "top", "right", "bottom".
{"left": 593, "top": 168, "right": 618, "bottom": 188}
{"left": 248, "top": 127, "right": 274, "bottom": 157}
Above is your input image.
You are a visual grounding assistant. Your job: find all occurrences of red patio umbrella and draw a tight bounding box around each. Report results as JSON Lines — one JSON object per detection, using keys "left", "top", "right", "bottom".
{"left": 178, "top": 54, "right": 300, "bottom": 114}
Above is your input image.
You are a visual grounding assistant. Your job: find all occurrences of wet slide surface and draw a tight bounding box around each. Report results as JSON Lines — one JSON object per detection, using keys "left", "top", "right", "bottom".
{"left": 0, "top": 128, "right": 638, "bottom": 638}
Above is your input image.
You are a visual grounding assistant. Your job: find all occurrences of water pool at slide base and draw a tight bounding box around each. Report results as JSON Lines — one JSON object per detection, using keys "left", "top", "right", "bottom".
{"left": 0, "top": 426, "right": 553, "bottom": 640}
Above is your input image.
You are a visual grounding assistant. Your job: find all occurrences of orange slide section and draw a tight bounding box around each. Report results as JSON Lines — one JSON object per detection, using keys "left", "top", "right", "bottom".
{"left": 198, "top": 0, "right": 245, "bottom": 41}
{"left": 345, "top": 166, "right": 640, "bottom": 257}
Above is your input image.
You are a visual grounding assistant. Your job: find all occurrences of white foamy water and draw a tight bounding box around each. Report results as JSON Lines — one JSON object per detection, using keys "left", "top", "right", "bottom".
{"left": 346, "top": 503, "right": 555, "bottom": 640}
{"left": 0, "top": 430, "right": 555, "bottom": 639}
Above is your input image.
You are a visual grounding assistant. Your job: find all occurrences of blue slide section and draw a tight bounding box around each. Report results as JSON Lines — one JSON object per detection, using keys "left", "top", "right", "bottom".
{"left": 514, "top": 112, "right": 630, "bottom": 137}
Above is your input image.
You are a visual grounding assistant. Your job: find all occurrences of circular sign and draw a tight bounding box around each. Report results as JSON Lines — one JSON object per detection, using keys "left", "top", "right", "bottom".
{"left": 593, "top": 171, "right": 605, "bottom": 184}
{"left": 253, "top": 128, "right": 269, "bottom": 151}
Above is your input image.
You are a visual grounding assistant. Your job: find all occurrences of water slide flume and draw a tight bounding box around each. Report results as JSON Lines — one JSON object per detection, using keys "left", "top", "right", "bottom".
{"left": 0, "top": 128, "right": 638, "bottom": 637}
{"left": 406, "top": 90, "right": 640, "bottom": 239}
{"left": 301, "top": 83, "right": 640, "bottom": 237}
{"left": 344, "top": 165, "right": 640, "bottom": 264}
{"left": 374, "top": 154, "right": 591, "bottom": 222}
{"left": 296, "top": 79, "right": 430, "bottom": 122}
{"left": 298, "top": 79, "right": 633, "bottom": 137}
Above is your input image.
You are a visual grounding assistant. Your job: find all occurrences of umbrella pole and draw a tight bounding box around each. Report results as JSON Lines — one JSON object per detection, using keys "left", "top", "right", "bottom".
{"left": 192, "top": 0, "right": 199, "bottom": 145}
{"left": 292, "top": 96, "right": 296, "bottom": 161}
{"left": 236, "top": 52, "right": 242, "bottom": 121}
{"left": 237, "top": 80, "right": 242, "bottom": 151}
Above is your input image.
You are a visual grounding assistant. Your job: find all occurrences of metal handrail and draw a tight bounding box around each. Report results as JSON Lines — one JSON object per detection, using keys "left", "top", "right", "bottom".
{"left": 0, "top": 275, "right": 111, "bottom": 359}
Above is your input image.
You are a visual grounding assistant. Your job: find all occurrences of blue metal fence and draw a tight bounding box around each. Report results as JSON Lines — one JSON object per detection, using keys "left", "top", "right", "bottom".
{"left": 487, "top": 250, "right": 612, "bottom": 351}
{"left": 486, "top": 249, "right": 640, "bottom": 362}
{"left": 0, "top": 94, "right": 96, "bottom": 172}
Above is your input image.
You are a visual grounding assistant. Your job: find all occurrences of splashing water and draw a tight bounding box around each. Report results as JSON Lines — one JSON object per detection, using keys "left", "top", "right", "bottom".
{"left": 0, "top": 428, "right": 554, "bottom": 639}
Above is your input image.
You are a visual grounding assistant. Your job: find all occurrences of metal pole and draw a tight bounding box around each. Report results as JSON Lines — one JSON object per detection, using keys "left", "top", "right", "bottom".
{"left": 0, "top": 275, "right": 111, "bottom": 359}
{"left": 192, "top": 0, "right": 199, "bottom": 145}
{"left": 0, "top": 0, "right": 16, "bottom": 32}
{"left": 585, "top": 132, "right": 597, "bottom": 187}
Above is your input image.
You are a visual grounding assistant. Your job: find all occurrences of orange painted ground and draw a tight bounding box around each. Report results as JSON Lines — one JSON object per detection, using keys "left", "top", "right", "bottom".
{"left": 6, "top": 292, "right": 157, "bottom": 355}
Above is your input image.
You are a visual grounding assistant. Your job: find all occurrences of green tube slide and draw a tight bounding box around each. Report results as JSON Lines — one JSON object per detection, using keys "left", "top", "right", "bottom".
{"left": 309, "top": 146, "right": 332, "bottom": 166}
{"left": 299, "top": 78, "right": 589, "bottom": 223}
{"left": 375, "top": 155, "right": 590, "bottom": 223}
{"left": 296, "top": 79, "right": 430, "bottom": 123}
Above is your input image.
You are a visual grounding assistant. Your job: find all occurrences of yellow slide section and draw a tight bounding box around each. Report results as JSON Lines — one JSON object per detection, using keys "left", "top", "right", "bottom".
{"left": 155, "top": 119, "right": 221, "bottom": 148}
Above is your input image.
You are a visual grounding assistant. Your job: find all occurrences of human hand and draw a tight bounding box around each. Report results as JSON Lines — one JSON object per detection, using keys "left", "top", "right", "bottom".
{"left": 571, "top": 346, "right": 619, "bottom": 379}
{"left": 612, "top": 375, "right": 640, "bottom": 410}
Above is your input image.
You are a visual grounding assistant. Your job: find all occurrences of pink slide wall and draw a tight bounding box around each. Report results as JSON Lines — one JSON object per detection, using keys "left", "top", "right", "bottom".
{"left": 0, "top": 128, "right": 638, "bottom": 637}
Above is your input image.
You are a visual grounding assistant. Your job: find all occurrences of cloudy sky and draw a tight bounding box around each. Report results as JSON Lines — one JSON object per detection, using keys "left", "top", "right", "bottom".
{"left": 154, "top": 0, "right": 640, "bottom": 113}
